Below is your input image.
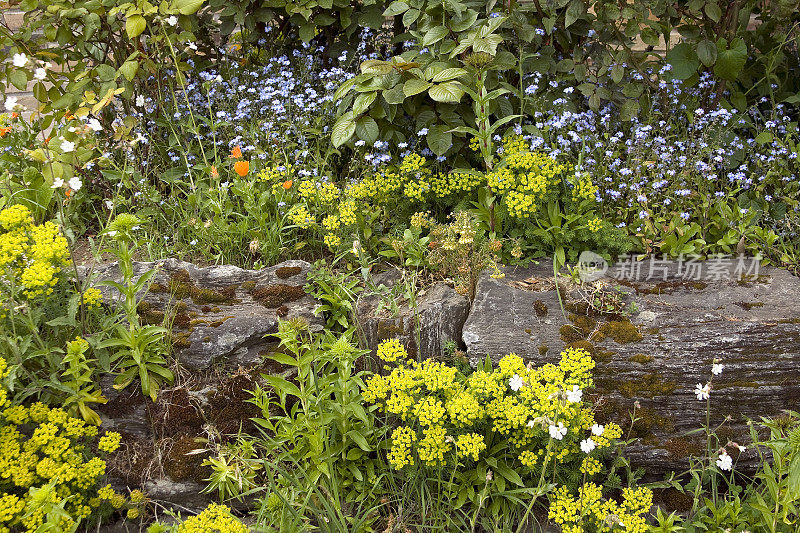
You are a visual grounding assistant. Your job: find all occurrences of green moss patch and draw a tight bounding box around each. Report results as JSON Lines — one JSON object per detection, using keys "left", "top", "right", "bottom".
{"left": 628, "top": 354, "right": 654, "bottom": 364}
{"left": 275, "top": 266, "right": 302, "bottom": 279}
{"left": 252, "top": 284, "right": 306, "bottom": 308}
{"left": 595, "top": 319, "right": 643, "bottom": 344}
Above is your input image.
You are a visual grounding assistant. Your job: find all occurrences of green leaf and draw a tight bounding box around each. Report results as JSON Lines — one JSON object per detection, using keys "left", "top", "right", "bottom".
{"left": 360, "top": 59, "right": 393, "bottom": 75}
{"left": 264, "top": 375, "right": 302, "bottom": 399}
{"left": 495, "top": 461, "right": 524, "bottom": 486}
{"left": 331, "top": 112, "right": 356, "bottom": 148}
{"left": 355, "top": 115, "right": 379, "bottom": 144}
{"left": 346, "top": 430, "right": 371, "bottom": 451}
{"left": 704, "top": 2, "right": 722, "bottom": 22}
{"left": 666, "top": 43, "right": 700, "bottom": 80}
{"left": 118, "top": 60, "right": 139, "bottom": 82}
{"left": 172, "top": 0, "right": 204, "bottom": 15}
{"left": 428, "top": 81, "right": 464, "bottom": 103}
{"left": 403, "top": 7, "right": 419, "bottom": 26}
{"left": 423, "top": 25, "right": 448, "bottom": 46}
{"left": 697, "top": 39, "right": 717, "bottom": 67}
{"left": 610, "top": 63, "right": 624, "bottom": 84}
{"left": 714, "top": 38, "right": 747, "bottom": 82}
{"left": 426, "top": 125, "right": 452, "bottom": 156}
{"left": 8, "top": 69, "right": 27, "bottom": 91}
{"left": 382, "top": 84, "right": 406, "bottom": 105}
{"left": 403, "top": 78, "right": 432, "bottom": 97}
{"left": 125, "top": 15, "right": 147, "bottom": 39}
{"left": 565, "top": 0, "right": 585, "bottom": 28}
{"left": 431, "top": 67, "right": 467, "bottom": 83}
{"left": 298, "top": 23, "right": 315, "bottom": 42}
{"left": 334, "top": 76, "right": 359, "bottom": 101}
{"left": 755, "top": 131, "right": 773, "bottom": 145}
{"left": 352, "top": 91, "right": 376, "bottom": 116}
{"left": 383, "top": 0, "right": 409, "bottom": 16}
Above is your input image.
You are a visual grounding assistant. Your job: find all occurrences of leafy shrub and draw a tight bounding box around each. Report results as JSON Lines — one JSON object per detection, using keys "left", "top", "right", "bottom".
{"left": 0, "top": 0, "right": 208, "bottom": 114}
{"left": 206, "top": 0, "right": 388, "bottom": 52}
{"left": 245, "top": 320, "right": 386, "bottom": 529}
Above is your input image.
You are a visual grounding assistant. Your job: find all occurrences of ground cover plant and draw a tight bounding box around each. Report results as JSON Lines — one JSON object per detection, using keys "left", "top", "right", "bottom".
{"left": 0, "top": 0, "right": 800, "bottom": 530}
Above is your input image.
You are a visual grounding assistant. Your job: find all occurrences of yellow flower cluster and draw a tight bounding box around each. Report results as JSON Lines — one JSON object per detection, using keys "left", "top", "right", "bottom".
{"left": 338, "top": 199, "right": 357, "bottom": 226}
{"left": 376, "top": 339, "right": 408, "bottom": 363}
{"left": 298, "top": 180, "right": 338, "bottom": 206}
{"left": 0, "top": 355, "right": 120, "bottom": 531}
{"left": 257, "top": 164, "right": 295, "bottom": 183}
{"left": 486, "top": 151, "right": 569, "bottom": 219}
{"left": 352, "top": 153, "right": 484, "bottom": 205}
{"left": 81, "top": 287, "right": 103, "bottom": 309}
{"left": 98, "top": 432, "right": 121, "bottom": 453}
{"left": 288, "top": 205, "right": 315, "bottom": 229}
{"left": 455, "top": 433, "right": 486, "bottom": 461}
{"left": 587, "top": 217, "right": 602, "bottom": 232}
{"left": 175, "top": 503, "right": 248, "bottom": 533}
{"left": 388, "top": 426, "right": 415, "bottom": 469}
{"left": 0, "top": 205, "right": 69, "bottom": 299}
{"left": 364, "top": 342, "right": 616, "bottom": 473}
{"left": 572, "top": 172, "right": 599, "bottom": 202}
{"left": 409, "top": 211, "right": 434, "bottom": 229}
{"left": 548, "top": 482, "right": 653, "bottom": 533}
{"left": 348, "top": 170, "right": 404, "bottom": 204}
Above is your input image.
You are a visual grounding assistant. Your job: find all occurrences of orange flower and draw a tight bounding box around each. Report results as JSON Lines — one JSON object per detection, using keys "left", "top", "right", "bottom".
{"left": 210, "top": 165, "right": 219, "bottom": 178}
{"left": 0, "top": 127, "right": 11, "bottom": 137}
{"left": 282, "top": 180, "right": 293, "bottom": 190}
{"left": 229, "top": 146, "right": 242, "bottom": 159}
{"left": 234, "top": 160, "right": 249, "bottom": 177}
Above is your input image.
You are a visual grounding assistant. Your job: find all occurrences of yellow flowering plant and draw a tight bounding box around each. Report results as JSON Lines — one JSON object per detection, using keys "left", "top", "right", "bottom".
{"left": 0, "top": 205, "right": 113, "bottom": 417}
{"left": 364, "top": 338, "right": 642, "bottom": 526}
{"left": 0, "top": 354, "right": 125, "bottom": 532}
{"left": 146, "top": 503, "right": 247, "bottom": 533}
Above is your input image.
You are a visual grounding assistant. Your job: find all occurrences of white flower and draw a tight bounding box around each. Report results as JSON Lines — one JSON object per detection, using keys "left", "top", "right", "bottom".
{"left": 509, "top": 374, "right": 524, "bottom": 392}
{"left": 187, "top": 41, "right": 198, "bottom": 51}
{"left": 166, "top": 15, "right": 178, "bottom": 26}
{"left": 60, "top": 140, "right": 75, "bottom": 153}
{"left": 580, "top": 438, "right": 596, "bottom": 454}
{"left": 716, "top": 451, "right": 732, "bottom": 471}
{"left": 87, "top": 118, "right": 103, "bottom": 132}
{"left": 4, "top": 96, "right": 18, "bottom": 111}
{"left": 566, "top": 385, "right": 583, "bottom": 403}
{"left": 695, "top": 382, "right": 711, "bottom": 401}
{"left": 34, "top": 67, "right": 47, "bottom": 80}
{"left": 51, "top": 178, "right": 64, "bottom": 188}
{"left": 68, "top": 177, "right": 82, "bottom": 191}
{"left": 712, "top": 363, "right": 724, "bottom": 376}
{"left": 104, "top": 199, "right": 113, "bottom": 210}
{"left": 12, "top": 53, "right": 28, "bottom": 67}
{"left": 591, "top": 424, "right": 605, "bottom": 436}
{"left": 136, "top": 94, "right": 146, "bottom": 107}
{"left": 548, "top": 422, "right": 567, "bottom": 440}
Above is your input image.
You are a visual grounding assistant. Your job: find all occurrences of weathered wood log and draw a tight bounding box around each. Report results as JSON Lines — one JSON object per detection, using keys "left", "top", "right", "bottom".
{"left": 88, "top": 258, "right": 323, "bottom": 371}
{"left": 462, "top": 258, "right": 800, "bottom": 473}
